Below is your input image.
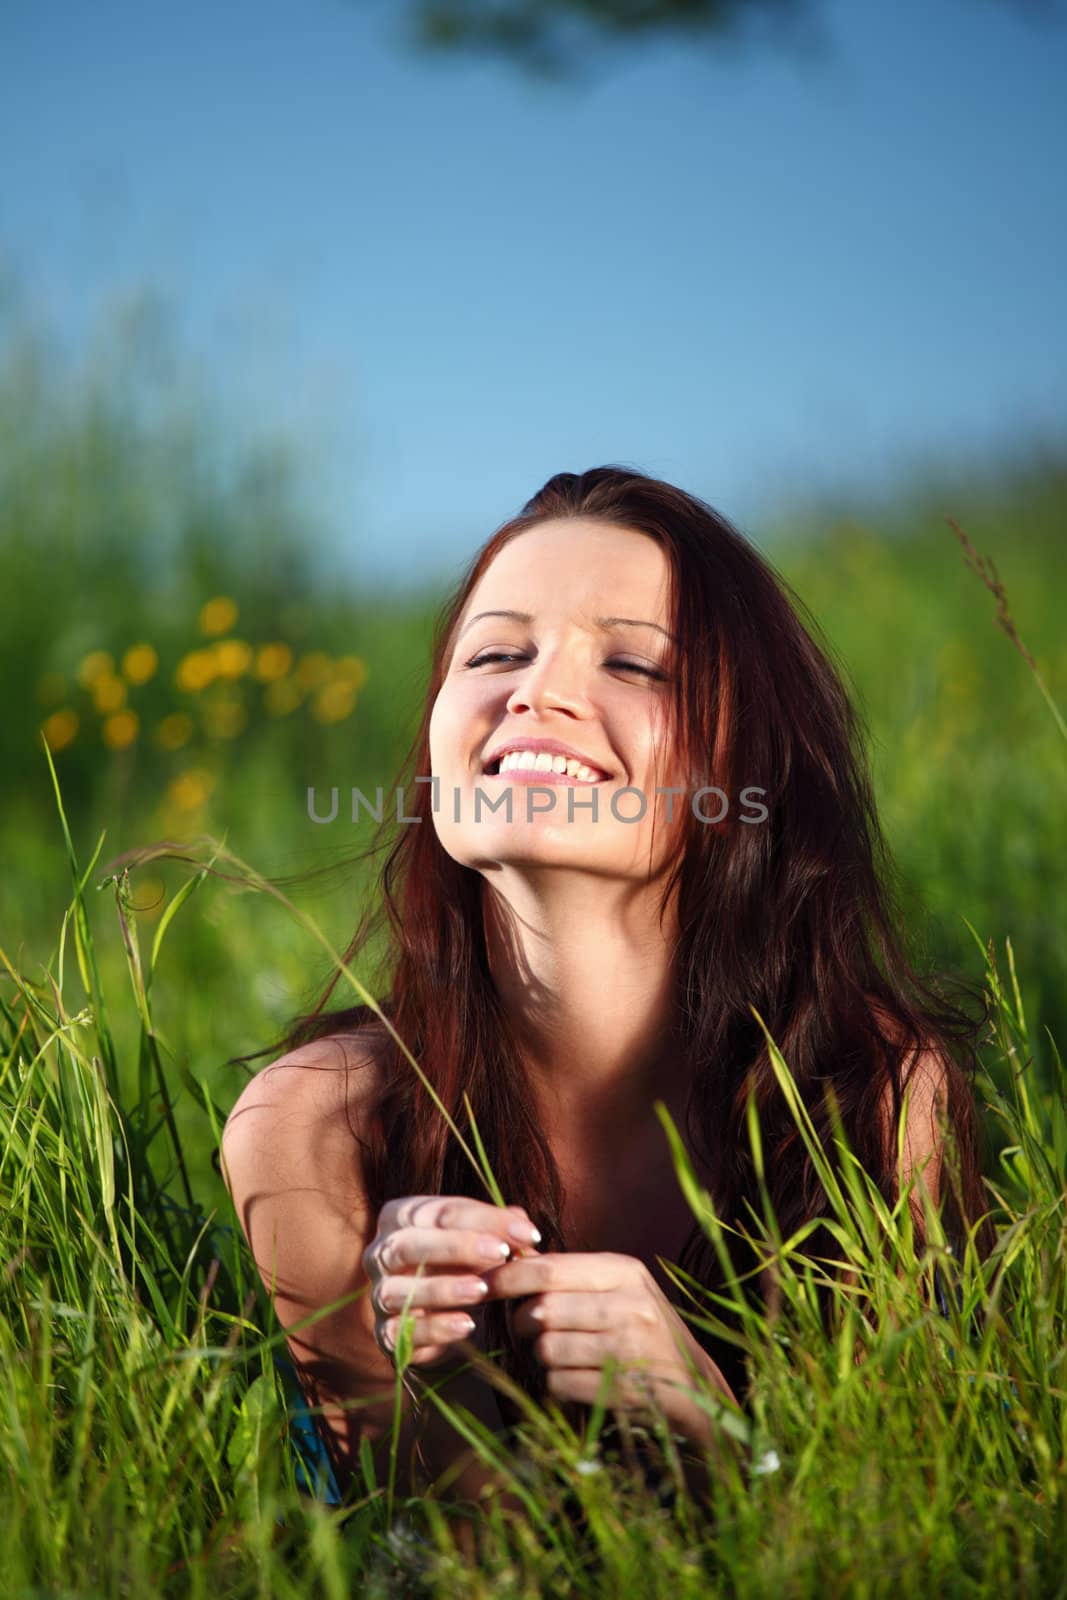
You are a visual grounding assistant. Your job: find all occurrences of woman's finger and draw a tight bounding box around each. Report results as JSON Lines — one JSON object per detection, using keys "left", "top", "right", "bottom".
{"left": 379, "top": 1227, "right": 513, "bottom": 1272}
{"left": 375, "top": 1273, "right": 490, "bottom": 1313}
{"left": 380, "top": 1196, "right": 540, "bottom": 1246}
{"left": 380, "top": 1308, "right": 478, "bottom": 1352}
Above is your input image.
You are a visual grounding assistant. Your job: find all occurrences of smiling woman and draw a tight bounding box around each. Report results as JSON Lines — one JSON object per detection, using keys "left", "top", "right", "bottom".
{"left": 428, "top": 519, "right": 689, "bottom": 881}
{"left": 220, "top": 465, "right": 992, "bottom": 1509}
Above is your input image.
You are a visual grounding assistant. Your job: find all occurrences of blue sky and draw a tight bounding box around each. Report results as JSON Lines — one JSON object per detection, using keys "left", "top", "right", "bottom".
{"left": 2, "top": 0, "right": 1064, "bottom": 587}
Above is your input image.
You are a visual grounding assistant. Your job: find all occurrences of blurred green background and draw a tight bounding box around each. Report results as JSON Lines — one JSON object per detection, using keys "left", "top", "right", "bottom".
{"left": 2, "top": 284, "right": 1064, "bottom": 1225}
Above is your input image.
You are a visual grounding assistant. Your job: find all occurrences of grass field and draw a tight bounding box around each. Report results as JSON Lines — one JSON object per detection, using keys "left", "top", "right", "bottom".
{"left": 2, "top": 307, "right": 1066, "bottom": 1594}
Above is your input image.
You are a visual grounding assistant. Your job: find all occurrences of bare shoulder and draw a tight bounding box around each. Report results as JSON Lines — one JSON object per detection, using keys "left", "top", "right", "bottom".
{"left": 225, "top": 1024, "right": 385, "bottom": 1118}
{"left": 865, "top": 996, "right": 950, "bottom": 1201}
{"left": 221, "top": 1025, "right": 385, "bottom": 1201}
{"left": 866, "top": 997, "right": 950, "bottom": 1100}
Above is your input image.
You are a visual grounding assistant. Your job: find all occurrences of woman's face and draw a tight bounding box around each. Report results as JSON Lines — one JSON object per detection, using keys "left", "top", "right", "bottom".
{"left": 428, "top": 518, "right": 689, "bottom": 885}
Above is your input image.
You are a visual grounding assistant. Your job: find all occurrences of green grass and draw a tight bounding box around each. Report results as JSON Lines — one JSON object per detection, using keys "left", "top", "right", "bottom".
{"left": 1, "top": 740, "right": 1065, "bottom": 1595}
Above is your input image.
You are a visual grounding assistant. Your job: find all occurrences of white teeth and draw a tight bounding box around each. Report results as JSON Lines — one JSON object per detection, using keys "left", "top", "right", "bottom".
{"left": 493, "top": 748, "right": 605, "bottom": 779}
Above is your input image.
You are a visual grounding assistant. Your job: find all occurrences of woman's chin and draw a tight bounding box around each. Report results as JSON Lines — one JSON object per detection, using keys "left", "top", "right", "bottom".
{"left": 458, "top": 831, "right": 610, "bottom": 872}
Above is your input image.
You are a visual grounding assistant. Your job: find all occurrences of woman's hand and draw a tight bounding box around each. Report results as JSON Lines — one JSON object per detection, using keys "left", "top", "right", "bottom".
{"left": 362, "top": 1195, "right": 541, "bottom": 1367}
{"left": 486, "top": 1251, "right": 739, "bottom": 1445}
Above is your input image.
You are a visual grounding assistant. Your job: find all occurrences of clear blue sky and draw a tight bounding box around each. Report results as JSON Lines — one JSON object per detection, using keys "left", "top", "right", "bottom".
{"left": 2, "top": 0, "right": 1064, "bottom": 587}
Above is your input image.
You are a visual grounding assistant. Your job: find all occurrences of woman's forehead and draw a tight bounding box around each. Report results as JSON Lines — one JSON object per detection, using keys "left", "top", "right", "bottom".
{"left": 466, "top": 519, "right": 672, "bottom": 620}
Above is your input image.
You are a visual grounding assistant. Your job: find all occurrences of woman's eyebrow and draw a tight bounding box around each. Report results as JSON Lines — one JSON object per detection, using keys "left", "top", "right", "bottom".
{"left": 597, "top": 615, "right": 677, "bottom": 644}
{"left": 456, "top": 609, "right": 675, "bottom": 643}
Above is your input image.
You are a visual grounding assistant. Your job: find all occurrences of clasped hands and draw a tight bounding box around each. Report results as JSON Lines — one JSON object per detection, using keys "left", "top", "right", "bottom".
{"left": 363, "top": 1195, "right": 738, "bottom": 1446}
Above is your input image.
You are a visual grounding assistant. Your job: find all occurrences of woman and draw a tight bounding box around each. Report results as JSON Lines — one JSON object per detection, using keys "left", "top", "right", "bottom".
{"left": 221, "top": 465, "right": 989, "bottom": 1507}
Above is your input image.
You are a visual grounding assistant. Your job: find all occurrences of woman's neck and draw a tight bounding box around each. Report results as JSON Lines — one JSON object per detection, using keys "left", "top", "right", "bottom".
{"left": 481, "top": 870, "right": 690, "bottom": 1148}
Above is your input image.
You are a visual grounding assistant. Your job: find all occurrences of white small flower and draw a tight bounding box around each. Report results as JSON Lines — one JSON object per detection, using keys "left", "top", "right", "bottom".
{"left": 752, "top": 1447, "right": 781, "bottom": 1476}
{"left": 575, "top": 1457, "right": 602, "bottom": 1476}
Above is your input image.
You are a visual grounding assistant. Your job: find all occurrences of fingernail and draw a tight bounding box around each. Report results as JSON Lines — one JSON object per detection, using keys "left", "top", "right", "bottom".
{"left": 450, "top": 1314, "right": 475, "bottom": 1334}
{"left": 508, "top": 1220, "right": 542, "bottom": 1245}
{"left": 478, "top": 1236, "right": 511, "bottom": 1262}
{"left": 462, "top": 1279, "right": 489, "bottom": 1299}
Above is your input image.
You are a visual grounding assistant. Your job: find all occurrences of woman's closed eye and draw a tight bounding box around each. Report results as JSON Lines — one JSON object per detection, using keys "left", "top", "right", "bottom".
{"left": 464, "top": 651, "right": 667, "bottom": 680}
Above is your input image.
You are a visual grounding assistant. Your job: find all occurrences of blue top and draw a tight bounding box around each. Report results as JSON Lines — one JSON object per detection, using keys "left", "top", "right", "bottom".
{"left": 274, "top": 1352, "right": 345, "bottom": 1506}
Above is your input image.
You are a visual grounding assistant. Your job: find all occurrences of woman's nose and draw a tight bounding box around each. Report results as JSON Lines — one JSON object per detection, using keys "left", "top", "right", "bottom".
{"left": 504, "top": 649, "right": 591, "bottom": 718}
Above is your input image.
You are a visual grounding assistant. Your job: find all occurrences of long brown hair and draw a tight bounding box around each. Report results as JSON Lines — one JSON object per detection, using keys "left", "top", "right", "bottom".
{"left": 241, "top": 465, "right": 992, "bottom": 1398}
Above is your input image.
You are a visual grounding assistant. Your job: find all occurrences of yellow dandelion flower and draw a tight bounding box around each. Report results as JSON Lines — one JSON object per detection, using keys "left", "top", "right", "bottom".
{"left": 254, "top": 642, "right": 292, "bottom": 681}
{"left": 203, "top": 697, "right": 247, "bottom": 740}
{"left": 103, "top": 710, "right": 139, "bottom": 750}
{"left": 37, "top": 671, "right": 67, "bottom": 707}
{"left": 122, "top": 643, "right": 159, "bottom": 685}
{"left": 265, "top": 677, "right": 302, "bottom": 716}
{"left": 199, "top": 596, "right": 239, "bottom": 636}
{"left": 311, "top": 681, "right": 357, "bottom": 724}
{"left": 295, "top": 651, "right": 332, "bottom": 691}
{"left": 175, "top": 649, "right": 218, "bottom": 693}
{"left": 156, "top": 712, "right": 195, "bottom": 751}
{"left": 92, "top": 674, "right": 128, "bottom": 713}
{"left": 213, "top": 638, "right": 254, "bottom": 679}
{"left": 77, "top": 650, "right": 115, "bottom": 688}
{"left": 333, "top": 655, "right": 368, "bottom": 689}
{"left": 41, "top": 708, "right": 79, "bottom": 751}
{"left": 168, "top": 768, "right": 216, "bottom": 811}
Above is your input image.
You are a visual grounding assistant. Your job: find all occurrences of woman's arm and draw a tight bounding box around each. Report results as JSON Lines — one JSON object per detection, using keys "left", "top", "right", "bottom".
{"left": 859, "top": 1015, "right": 957, "bottom": 1352}
{"left": 219, "top": 1035, "right": 511, "bottom": 1503}
{"left": 873, "top": 1012, "right": 951, "bottom": 1216}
